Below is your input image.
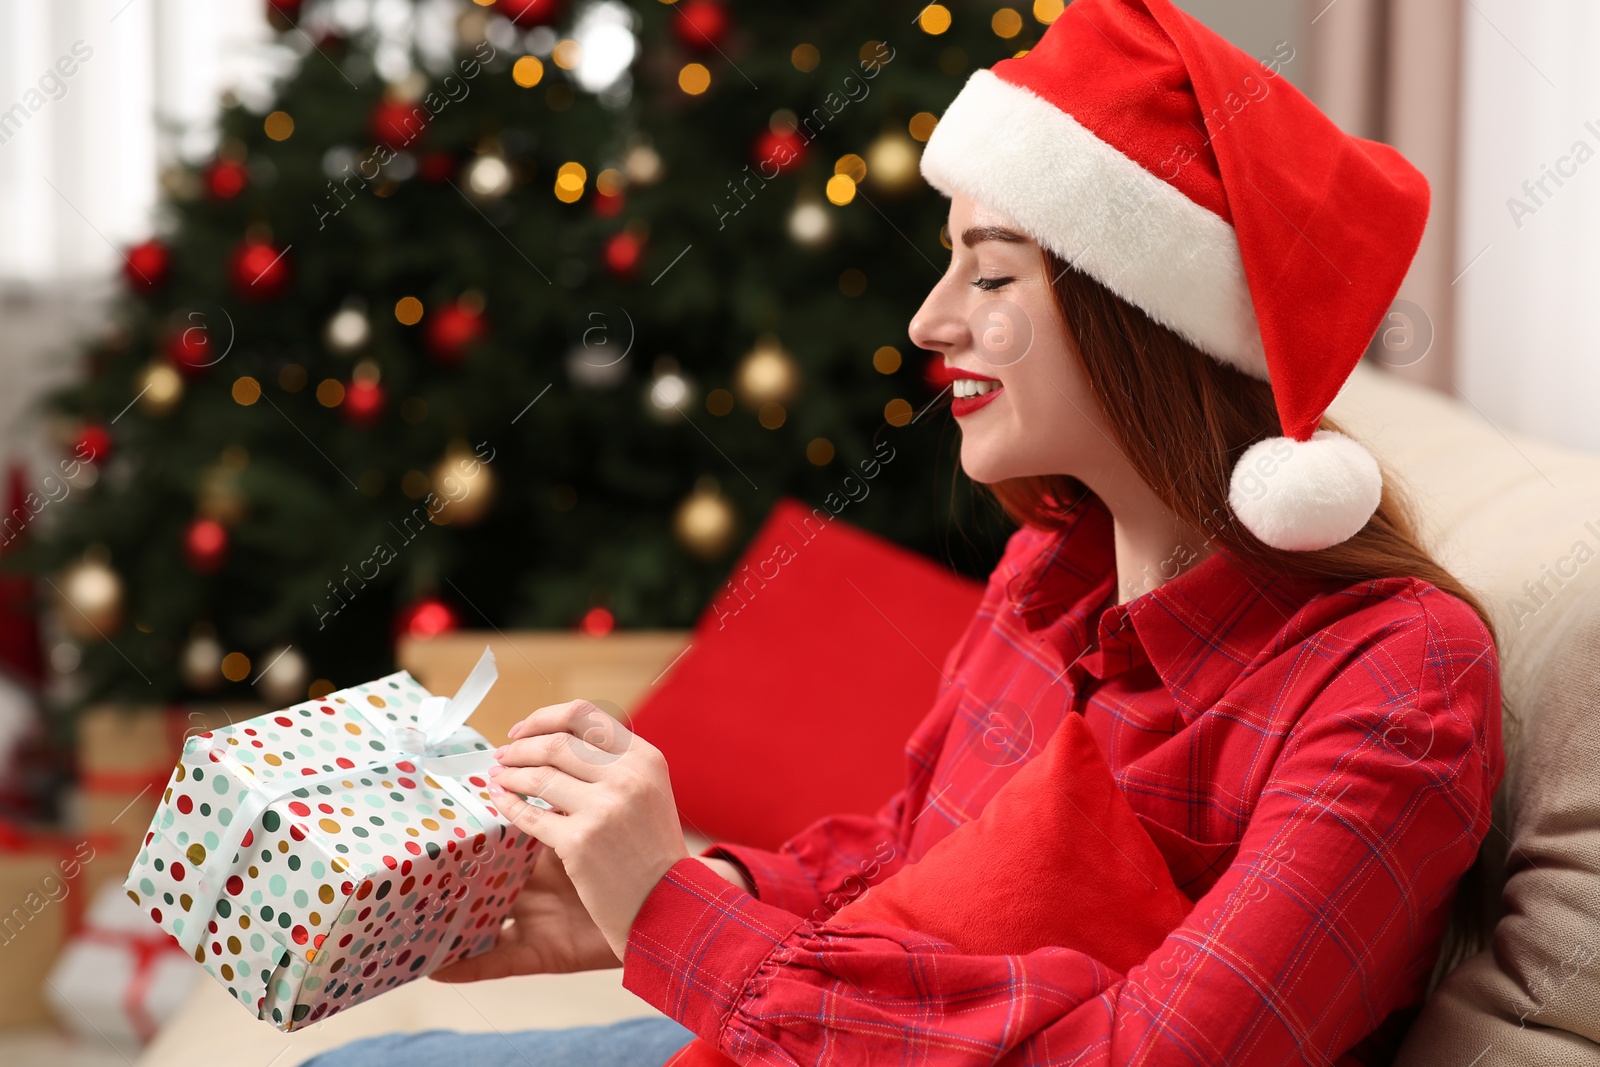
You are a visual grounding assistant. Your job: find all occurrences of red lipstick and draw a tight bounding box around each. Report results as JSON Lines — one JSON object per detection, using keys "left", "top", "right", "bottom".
{"left": 927, "top": 362, "right": 1005, "bottom": 417}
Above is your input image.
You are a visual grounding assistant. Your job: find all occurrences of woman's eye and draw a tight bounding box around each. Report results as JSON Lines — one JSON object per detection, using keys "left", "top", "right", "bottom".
{"left": 971, "top": 276, "right": 1013, "bottom": 291}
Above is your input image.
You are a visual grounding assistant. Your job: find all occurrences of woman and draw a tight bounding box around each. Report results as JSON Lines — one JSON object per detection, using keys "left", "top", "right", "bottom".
{"left": 304, "top": 0, "right": 1504, "bottom": 1063}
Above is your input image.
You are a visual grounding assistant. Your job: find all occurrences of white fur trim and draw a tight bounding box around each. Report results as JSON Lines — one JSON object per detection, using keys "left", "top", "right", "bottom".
{"left": 921, "top": 69, "right": 1268, "bottom": 381}
{"left": 1227, "top": 431, "right": 1382, "bottom": 551}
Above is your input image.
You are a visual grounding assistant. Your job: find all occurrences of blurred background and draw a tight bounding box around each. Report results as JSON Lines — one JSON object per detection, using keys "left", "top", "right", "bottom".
{"left": 0, "top": 0, "right": 1596, "bottom": 1062}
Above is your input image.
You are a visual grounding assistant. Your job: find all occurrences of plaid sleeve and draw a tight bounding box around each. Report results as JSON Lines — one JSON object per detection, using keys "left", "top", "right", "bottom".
{"left": 625, "top": 597, "right": 1505, "bottom": 1066}
{"left": 694, "top": 803, "right": 908, "bottom": 919}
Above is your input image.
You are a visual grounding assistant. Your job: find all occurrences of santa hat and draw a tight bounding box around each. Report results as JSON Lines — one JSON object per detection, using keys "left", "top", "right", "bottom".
{"left": 918, "top": 0, "right": 1429, "bottom": 552}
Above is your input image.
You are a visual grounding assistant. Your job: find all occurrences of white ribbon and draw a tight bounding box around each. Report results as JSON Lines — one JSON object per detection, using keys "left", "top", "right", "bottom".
{"left": 381, "top": 645, "right": 501, "bottom": 779}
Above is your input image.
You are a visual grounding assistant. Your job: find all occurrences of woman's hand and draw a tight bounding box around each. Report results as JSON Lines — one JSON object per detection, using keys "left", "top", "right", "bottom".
{"left": 428, "top": 841, "right": 621, "bottom": 982}
{"left": 485, "top": 699, "right": 690, "bottom": 962}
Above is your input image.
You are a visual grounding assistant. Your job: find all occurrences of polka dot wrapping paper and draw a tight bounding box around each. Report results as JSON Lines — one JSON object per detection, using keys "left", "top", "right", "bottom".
{"left": 121, "top": 647, "right": 544, "bottom": 1031}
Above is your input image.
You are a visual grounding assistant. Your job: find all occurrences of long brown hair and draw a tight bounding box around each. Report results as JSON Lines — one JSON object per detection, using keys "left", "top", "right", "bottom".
{"left": 979, "top": 249, "right": 1504, "bottom": 987}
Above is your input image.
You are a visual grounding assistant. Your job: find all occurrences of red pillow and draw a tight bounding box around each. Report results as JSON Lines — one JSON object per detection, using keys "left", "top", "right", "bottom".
{"left": 628, "top": 496, "right": 984, "bottom": 849}
{"left": 664, "top": 711, "right": 1193, "bottom": 1067}
{"left": 827, "top": 710, "right": 1192, "bottom": 964}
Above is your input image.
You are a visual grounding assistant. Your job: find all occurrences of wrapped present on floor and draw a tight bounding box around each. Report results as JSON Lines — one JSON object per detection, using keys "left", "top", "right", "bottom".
{"left": 71, "top": 704, "right": 247, "bottom": 899}
{"left": 45, "top": 879, "right": 198, "bottom": 1052}
{"left": 123, "top": 647, "right": 545, "bottom": 1031}
{"left": 0, "top": 820, "right": 113, "bottom": 1029}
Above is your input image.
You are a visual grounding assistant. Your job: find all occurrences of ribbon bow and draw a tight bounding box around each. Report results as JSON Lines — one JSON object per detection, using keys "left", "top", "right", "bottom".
{"left": 383, "top": 646, "right": 500, "bottom": 778}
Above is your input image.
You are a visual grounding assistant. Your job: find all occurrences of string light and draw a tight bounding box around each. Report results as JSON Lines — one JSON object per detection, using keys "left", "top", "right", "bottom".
{"left": 513, "top": 56, "right": 545, "bottom": 87}
{"left": 917, "top": 4, "right": 952, "bottom": 34}
{"left": 552, "top": 39, "right": 581, "bottom": 68}
{"left": 1034, "top": 0, "right": 1065, "bottom": 23}
{"left": 679, "top": 62, "right": 710, "bottom": 94}
{"left": 395, "top": 296, "right": 424, "bottom": 325}
{"left": 992, "top": 8, "right": 1024, "bottom": 37}
{"left": 264, "top": 110, "right": 294, "bottom": 140}
{"left": 555, "top": 161, "right": 587, "bottom": 203}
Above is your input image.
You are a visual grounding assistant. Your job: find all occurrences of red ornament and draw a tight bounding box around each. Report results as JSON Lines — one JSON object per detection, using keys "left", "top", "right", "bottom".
{"left": 74, "top": 425, "right": 112, "bottom": 465}
{"left": 495, "top": 0, "right": 561, "bottom": 26}
{"left": 753, "top": 128, "right": 805, "bottom": 174}
{"left": 123, "top": 239, "right": 170, "bottom": 291}
{"left": 396, "top": 598, "right": 458, "bottom": 641}
{"left": 204, "top": 159, "right": 249, "bottom": 200}
{"left": 603, "top": 231, "right": 644, "bottom": 279}
{"left": 184, "top": 518, "right": 229, "bottom": 574}
{"left": 229, "top": 239, "right": 291, "bottom": 300}
{"left": 674, "top": 1, "right": 728, "bottom": 50}
{"left": 593, "top": 190, "right": 625, "bottom": 219}
{"left": 579, "top": 606, "right": 614, "bottom": 637}
{"left": 370, "top": 100, "right": 429, "bottom": 150}
{"left": 266, "top": 0, "right": 303, "bottom": 29}
{"left": 342, "top": 379, "right": 385, "bottom": 425}
{"left": 424, "top": 302, "right": 487, "bottom": 364}
{"left": 418, "top": 152, "right": 456, "bottom": 183}
{"left": 166, "top": 320, "right": 214, "bottom": 374}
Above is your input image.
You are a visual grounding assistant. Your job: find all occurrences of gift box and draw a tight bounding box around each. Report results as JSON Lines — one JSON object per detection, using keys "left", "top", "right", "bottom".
{"left": 123, "top": 648, "right": 544, "bottom": 1031}
{"left": 0, "top": 820, "right": 110, "bottom": 1029}
{"left": 45, "top": 879, "right": 198, "bottom": 1051}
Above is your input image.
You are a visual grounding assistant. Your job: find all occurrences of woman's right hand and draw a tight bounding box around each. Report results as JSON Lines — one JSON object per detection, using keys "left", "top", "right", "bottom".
{"left": 430, "top": 844, "right": 620, "bottom": 981}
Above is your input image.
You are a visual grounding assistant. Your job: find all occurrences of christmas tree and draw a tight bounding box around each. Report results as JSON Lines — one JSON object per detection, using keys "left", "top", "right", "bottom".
{"left": 19, "top": 0, "right": 1039, "bottom": 711}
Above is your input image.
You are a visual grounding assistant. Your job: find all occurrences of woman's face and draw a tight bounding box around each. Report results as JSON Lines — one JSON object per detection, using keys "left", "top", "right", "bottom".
{"left": 908, "top": 191, "right": 1120, "bottom": 488}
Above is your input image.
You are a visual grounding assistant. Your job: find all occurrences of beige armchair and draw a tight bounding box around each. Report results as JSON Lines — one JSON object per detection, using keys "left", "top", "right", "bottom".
{"left": 1327, "top": 367, "right": 1600, "bottom": 1064}
{"left": 135, "top": 362, "right": 1600, "bottom": 1066}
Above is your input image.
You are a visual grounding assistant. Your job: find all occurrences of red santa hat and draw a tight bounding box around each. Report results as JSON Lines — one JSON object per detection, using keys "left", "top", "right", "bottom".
{"left": 918, "top": 0, "right": 1430, "bottom": 552}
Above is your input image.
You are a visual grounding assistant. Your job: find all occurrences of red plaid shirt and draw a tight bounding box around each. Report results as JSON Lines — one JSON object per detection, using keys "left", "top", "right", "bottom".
{"left": 623, "top": 494, "right": 1505, "bottom": 1065}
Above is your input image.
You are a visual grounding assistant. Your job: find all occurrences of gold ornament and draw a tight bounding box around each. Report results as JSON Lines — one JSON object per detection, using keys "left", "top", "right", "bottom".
{"left": 256, "top": 645, "right": 310, "bottom": 706}
{"left": 735, "top": 333, "right": 801, "bottom": 407}
{"left": 622, "top": 141, "right": 662, "bottom": 185}
{"left": 788, "top": 191, "right": 833, "bottom": 247}
{"left": 674, "top": 480, "right": 738, "bottom": 559}
{"left": 196, "top": 463, "right": 247, "bottom": 525}
{"left": 429, "top": 443, "right": 496, "bottom": 526}
{"left": 181, "top": 626, "right": 224, "bottom": 691}
{"left": 56, "top": 557, "right": 123, "bottom": 639}
{"left": 159, "top": 165, "right": 200, "bottom": 201}
{"left": 388, "top": 71, "right": 429, "bottom": 105}
{"left": 137, "top": 362, "right": 184, "bottom": 417}
{"left": 866, "top": 130, "right": 920, "bottom": 193}
{"left": 457, "top": 7, "right": 491, "bottom": 46}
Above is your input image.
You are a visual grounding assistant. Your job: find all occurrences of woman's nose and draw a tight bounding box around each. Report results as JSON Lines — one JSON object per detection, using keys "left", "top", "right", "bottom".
{"left": 908, "top": 278, "right": 964, "bottom": 354}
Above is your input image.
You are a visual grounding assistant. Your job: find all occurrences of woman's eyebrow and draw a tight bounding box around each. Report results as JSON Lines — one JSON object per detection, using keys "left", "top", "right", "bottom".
{"left": 960, "top": 224, "right": 1029, "bottom": 247}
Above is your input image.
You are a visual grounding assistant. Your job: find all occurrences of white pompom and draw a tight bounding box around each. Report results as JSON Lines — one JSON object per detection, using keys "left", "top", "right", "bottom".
{"left": 1227, "top": 430, "right": 1382, "bottom": 551}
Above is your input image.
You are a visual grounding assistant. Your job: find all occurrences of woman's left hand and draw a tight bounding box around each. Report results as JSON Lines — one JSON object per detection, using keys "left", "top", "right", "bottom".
{"left": 487, "top": 699, "right": 689, "bottom": 962}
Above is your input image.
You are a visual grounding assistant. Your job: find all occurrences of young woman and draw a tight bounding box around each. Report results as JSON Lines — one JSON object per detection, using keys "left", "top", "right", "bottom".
{"left": 303, "top": 1, "right": 1504, "bottom": 1063}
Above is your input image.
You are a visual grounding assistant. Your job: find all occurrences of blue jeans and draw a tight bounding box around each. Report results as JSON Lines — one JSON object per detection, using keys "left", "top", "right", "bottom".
{"left": 297, "top": 1016, "right": 696, "bottom": 1067}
